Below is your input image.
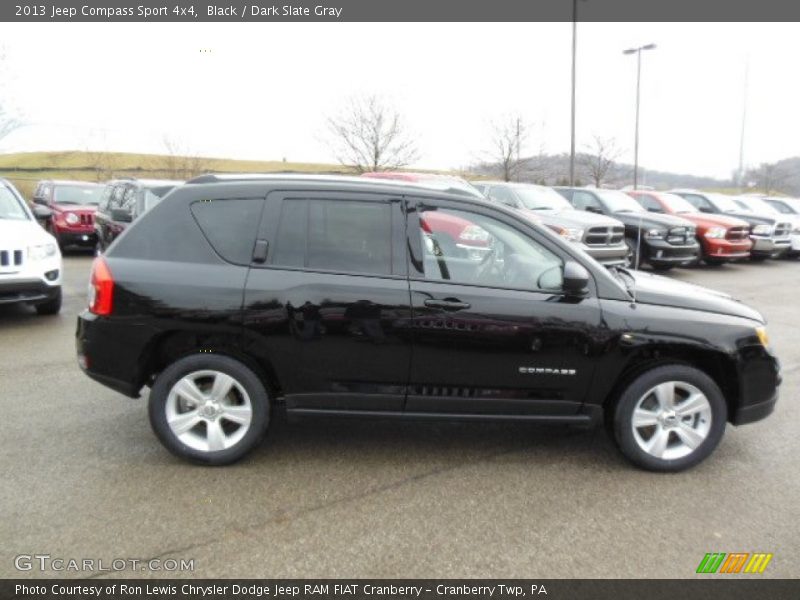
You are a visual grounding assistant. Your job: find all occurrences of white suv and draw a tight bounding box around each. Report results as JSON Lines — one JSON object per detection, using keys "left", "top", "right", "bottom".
{"left": 0, "top": 179, "right": 62, "bottom": 315}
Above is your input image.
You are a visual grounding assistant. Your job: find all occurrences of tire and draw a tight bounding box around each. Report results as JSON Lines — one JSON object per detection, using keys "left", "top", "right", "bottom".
{"left": 148, "top": 354, "right": 270, "bottom": 465}
{"left": 651, "top": 263, "right": 674, "bottom": 272}
{"left": 35, "top": 288, "right": 62, "bottom": 315}
{"left": 611, "top": 364, "right": 727, "bottom": 472}
{"left": 704, "top": 258, "right": 727, "bottom": 266}
{"left": 625, "top": 238, "right": 643, "bottom": 269}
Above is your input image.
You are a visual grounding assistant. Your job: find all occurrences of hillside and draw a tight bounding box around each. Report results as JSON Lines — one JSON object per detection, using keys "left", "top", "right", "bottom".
{"left": 0, "top": 151, "right": 357, "bottom": 199}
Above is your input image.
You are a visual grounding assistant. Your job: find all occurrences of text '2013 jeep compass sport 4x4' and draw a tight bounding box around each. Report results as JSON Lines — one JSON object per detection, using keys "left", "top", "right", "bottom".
{"left": 76, "top": 175, "right": 780, "bottom": 472}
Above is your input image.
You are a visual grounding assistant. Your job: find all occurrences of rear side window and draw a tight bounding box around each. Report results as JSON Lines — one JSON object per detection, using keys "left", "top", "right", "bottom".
{"left": 191, "top": 198, "right": 264, "bottom": 265}
{"left": 270, "top": 199, "right": 392, "bottom": 275}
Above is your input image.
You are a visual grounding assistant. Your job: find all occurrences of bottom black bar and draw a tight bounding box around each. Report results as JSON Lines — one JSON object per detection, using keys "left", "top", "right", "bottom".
{"left": 3, "top": 579, "right": 799, "bottom": 600}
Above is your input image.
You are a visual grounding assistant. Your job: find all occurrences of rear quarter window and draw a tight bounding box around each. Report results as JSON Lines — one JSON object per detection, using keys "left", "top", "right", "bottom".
{"left": 190, "top": 198, "right": 265, "bottom": 265}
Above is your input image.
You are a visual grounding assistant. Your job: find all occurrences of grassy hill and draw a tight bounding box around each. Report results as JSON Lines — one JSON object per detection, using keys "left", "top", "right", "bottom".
{"left": 0, "top": 151, "right": 359, "bottom": 199}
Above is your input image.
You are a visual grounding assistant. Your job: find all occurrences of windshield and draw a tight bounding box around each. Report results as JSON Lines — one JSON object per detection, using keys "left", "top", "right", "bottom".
{"left": 597, "top": 190, "right": 646, "bottom": 213}
{"left": 515, "top": 186, "right": 573, "bottom": 211}
{"left": 0, "top": 186, "right": 29, "bottom": 220}
{"left": 708, "top": 194, "right": 742, "bottom": 212}
{"left": 736, "top": 197, "right": 780, "bottom": 215}
{"left": 53, "top": 185, "right": 103, "bottom": 205}
{"left": 142, "top": 185, "right": 176, "bottom": 211}
{"left": 659, "top": 193, "right": 698, "bottom": 214}
{"left": 765, "top": 198, "right": 800, "bottom": 214}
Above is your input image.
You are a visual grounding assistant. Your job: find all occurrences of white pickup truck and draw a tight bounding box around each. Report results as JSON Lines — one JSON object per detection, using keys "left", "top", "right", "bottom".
{"left": 0, "top": 179, "right": 62, "bottom": 315}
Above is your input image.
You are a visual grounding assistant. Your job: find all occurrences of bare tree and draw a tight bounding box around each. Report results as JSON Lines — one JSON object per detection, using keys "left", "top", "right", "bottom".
{"left": 580, "top": 135, "right": 622, "bottom": 187}
{"left": 326, "top": 95, "right": 418, "bottom": 173}
{"left": 83, "top": 131, "right": 114, "bottom": 181}
{"left": 747, "top": 162, "right": 788, "bottom": 195}
{"left": 485, "top": 115, "right": 531, "bottom": 182}
{"left": 162, "top": 135, "right": 209, "bottom": 179}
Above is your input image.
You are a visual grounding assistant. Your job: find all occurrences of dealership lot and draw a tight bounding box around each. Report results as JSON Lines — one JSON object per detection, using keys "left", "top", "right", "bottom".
{"left": 1, "top": 253, "right": 798, "bottom": 578}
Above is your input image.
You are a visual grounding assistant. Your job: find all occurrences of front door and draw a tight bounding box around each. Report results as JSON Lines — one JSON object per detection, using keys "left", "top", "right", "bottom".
{"left": 405, "top": 199, "right": 604, "bottom": 416}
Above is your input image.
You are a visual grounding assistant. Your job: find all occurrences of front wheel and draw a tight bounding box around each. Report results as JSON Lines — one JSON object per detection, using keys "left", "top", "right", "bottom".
{"left": 149, "top": 354, "right": 270, "bottom": 465}
{"left": 611, "top": 364, "right": 727, "bottom": 472}
{"left": 625, "top": 238, "right": 643, "bottom": 269}
{"left": 35, "top": 288, "right": 62, "bottom": 315}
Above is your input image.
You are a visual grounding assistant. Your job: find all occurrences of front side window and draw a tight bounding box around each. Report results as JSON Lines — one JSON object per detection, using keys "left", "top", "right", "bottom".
{"left": 417, "top": 207, "right": 563, "bottom": 291}
{"left": 597, "top": 191, "right": 646, "bottom": 213}
{"left": 765, "top": 199, "right": 796, "bottom": 214}
{"left": 271, "top": 199, "right": 392, "bottom": 276}
{"left": 515, "top": 186, "right": 573, "bottom": 211}
{"left": 636, "top": 194, "right": 663, "bottom": 212}
{"left": 572, "top": 191, "right": 602, "bottom": 212}
{"left": 486, "top": 186, "right": 518, "bottom": 207}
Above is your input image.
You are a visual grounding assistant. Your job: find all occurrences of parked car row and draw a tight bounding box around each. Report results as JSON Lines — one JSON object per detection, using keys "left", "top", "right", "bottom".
{"left": 366, "top": 172, "right": 800, "bottom": 272}
{"left": 30, "top": 178, "right": 183, "bottom": 251}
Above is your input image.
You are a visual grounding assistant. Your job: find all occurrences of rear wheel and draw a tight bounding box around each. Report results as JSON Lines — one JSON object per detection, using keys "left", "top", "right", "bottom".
{"left": 611, "top": 364, "right": 727, "bottom": 472}
{"left": 149, "top": 354, "right": 270, "bottom": 465}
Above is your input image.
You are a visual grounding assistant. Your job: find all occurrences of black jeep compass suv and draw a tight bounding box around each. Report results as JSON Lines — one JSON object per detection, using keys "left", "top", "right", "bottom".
{"left": 76, "top": 175, "right": 780, "bottom": 471}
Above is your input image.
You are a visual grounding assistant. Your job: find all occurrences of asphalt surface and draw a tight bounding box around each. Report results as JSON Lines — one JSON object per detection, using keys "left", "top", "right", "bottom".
{"left": 1, "top": 252, "right": 798, "bottom": 579}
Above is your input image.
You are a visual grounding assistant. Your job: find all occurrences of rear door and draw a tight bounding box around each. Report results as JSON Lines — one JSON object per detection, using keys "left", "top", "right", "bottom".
{"left": 243, "top": 190, "right": 413, "bottom": 415}
{"left": 404, "top": 197, "right": 604, "bottom": 417}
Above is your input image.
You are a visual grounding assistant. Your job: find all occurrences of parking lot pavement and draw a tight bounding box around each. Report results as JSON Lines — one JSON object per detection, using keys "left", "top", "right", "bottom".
{"left": 1, "top": 254, "right": 798, "bottom": 579}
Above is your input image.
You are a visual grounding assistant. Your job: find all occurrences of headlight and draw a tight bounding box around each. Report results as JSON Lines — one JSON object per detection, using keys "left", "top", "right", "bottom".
{"left": 458, "top": 225, "right": 490, "bottom": 243}
{"left": 64, "top": 212, "right": 80, "bottom": 225}
{"left": 28, "top": 243, "right": 57, "bottom": 260}
{"left": 755, "top": 326, "right": 769, "bottom": 348}
{"left": 644, "top": 228, "right": 665, "bottom": 239}
{"left": 558, "top": 227, "right": 584, "bottom": 243}
{"left": 752, "top": 224, "right": 772, "bottom": 235}
{"left": 704, "top": 227, "right": 726, "bottom": 239}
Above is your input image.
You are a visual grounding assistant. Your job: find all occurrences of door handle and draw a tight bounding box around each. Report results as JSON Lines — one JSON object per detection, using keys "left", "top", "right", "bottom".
{"left": 424, "top": 298, "right": 471, "bottom": 311}
{"left": 252, "top": 239, "right": 269, "bottom": 264}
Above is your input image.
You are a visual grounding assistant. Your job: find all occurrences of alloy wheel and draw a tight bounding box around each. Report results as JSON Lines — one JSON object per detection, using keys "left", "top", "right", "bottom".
{"left": 631, "top": 381, "right": 712, "bottom": 460}
{"left": 165, "top": 369, "right": 253, "bottom": 452}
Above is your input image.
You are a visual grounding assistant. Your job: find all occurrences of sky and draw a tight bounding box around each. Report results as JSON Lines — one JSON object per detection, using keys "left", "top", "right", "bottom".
{"left": 0, "top": 22, "right": 797, "bottom": 179}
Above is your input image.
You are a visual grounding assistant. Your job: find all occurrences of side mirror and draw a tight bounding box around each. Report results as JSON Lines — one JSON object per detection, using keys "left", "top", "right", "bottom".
{"left": 562, "top": 261, "right": 590, "bottom": 297}
{"left": 698, "top": 206, "right": 713, "bottom": 214}
{"left": 111, "top": 208, "right": 133, "bottom": 223}
{"left": 647, "top": 207, "right": 663, "bottom": 213}
{"left": 32, "top": 205, "right": 52, "bottom": 220}
{"left": 32, "top": 197, "right": 47, "bottom": 206}
{"left": 586, "top": 206, "right": 602, "bottom": 214}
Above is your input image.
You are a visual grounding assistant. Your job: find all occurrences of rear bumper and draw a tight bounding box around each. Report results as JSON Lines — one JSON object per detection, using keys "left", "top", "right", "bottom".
{"left": 76, "top": 310, "right": 146, "bottom": 398}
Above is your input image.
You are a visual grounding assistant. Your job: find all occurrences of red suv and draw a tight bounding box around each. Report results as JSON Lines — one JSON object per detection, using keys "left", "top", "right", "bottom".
{"left": 32, "top": 180, "right": 104, "bottom": 249}
{"left": 628, "top": 190, "right": 752, "bottom": 264}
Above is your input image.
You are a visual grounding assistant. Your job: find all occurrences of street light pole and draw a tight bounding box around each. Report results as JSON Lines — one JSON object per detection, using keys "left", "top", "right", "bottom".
{"left": 569, "top": 0, "right": 577, "bottom": 187}
{"left": 623, "top": 43, "right": 656, "bottom": 190}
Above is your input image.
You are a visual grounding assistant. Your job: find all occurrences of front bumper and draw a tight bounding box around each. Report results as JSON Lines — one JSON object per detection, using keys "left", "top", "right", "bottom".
{"left": 56, "top": 230, "right": 97, "bottom": 246}
{"left": 645, "top": 239, "right": 700, "bottom": 265}
{"left": 0, "top": 278, "right": 60, "bottom": 305}
{"left": 751, "top": 236, "right": 791, "bottom": 257}
{"left": 787, "top": 233, "right": 800, "bottom": 255}
{"left": 581, "top": 243, "right": 629, "bottom": 266}
{"left": 731, "top": 347, "right": 781, "bottom": 426}
{"left": 702, "top": 237, "right": 753, "bottom": 260}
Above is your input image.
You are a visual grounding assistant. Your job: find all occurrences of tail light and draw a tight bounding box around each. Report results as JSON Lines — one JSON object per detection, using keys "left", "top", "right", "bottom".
{"left": 88, "top": 256, "right": 114, "bottom": 315}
